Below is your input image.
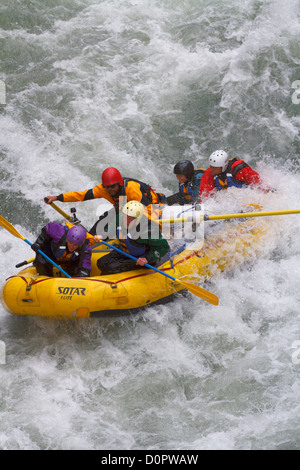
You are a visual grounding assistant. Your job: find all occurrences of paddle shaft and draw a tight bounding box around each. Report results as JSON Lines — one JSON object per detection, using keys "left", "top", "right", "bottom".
{"left": 101, "top": 240, "right": 197, "bottom": 282}
{"left": 98, "top": 239, "right": 178, "bottom": 281}
{"left": 204, "top": 208, "right": 300, "bottom": 221}
{"left": 98, "top": 239, "right": 218, "bottom": 304}
{"left": 23, "top": 238, "right": 71, "bottom": 278}
{"left": 44, "top": 198, "right": 73, "bottom": 222}
{"left": 159, "top": 208, "right": 300, "bottom": 224}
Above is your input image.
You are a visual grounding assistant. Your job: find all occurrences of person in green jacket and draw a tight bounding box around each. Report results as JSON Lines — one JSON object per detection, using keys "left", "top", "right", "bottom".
{"left": 94, "top": 201, "right": 169, "bottom": 275}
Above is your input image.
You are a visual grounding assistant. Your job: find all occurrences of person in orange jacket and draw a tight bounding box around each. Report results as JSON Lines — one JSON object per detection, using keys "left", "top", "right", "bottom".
{"left": 198, "top": 150, "right": 265, "bottom": 201}
{"left": 45, "top": 167, "right": 164, "bottom": 234}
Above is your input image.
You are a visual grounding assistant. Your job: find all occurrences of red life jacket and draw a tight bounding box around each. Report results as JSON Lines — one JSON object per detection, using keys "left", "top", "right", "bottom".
{"left": 214, "top": 158, "right": 250, "bottom": 190}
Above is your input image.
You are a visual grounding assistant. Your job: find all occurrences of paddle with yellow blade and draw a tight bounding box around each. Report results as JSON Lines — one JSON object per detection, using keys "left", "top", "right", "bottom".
{"left": 45, "top": 199, "right": 219, "bottom": 305}
{"left": 96, "top": 238, "right": 219, "bottom": 306}
{"left": 0, "top": 214, "right": 71, "bottom": 278}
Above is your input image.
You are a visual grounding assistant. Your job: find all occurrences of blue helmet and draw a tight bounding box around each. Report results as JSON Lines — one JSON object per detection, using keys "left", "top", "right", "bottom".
{"left": 66, "top": 226, "right": 86, "bottom": 245}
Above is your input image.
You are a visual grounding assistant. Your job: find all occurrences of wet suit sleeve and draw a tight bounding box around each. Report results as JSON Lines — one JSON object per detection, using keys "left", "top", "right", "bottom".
{"left": 31, "top": 226, "right": 51, "bottom": 252}
{"left": 165, "top": 191, "right": 185, "bottom": 206}
{"left": 56, "top": 189, "right": 95, "bottom": 202}
{"left": 57, "top": 184, "right": 115, "bottom": 204}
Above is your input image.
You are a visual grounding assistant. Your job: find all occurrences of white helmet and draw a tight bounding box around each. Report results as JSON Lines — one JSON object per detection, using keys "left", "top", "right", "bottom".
{"left": 209, "top": 150, "right": 229, "bottom": 172}
{"left": 122, "top": 200, "right": 145, "bottom": 223}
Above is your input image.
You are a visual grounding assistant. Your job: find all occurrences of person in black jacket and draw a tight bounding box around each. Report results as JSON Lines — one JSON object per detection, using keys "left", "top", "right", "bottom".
{"left": 166, "top": 160, "right": 205, "bottom": 205}
{"left": 31, "top": 223, "right": 92, "bottom": 277}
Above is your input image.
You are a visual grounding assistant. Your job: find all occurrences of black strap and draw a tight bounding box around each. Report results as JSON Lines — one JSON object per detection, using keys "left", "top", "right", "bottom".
{"left": 231, "top": 161, "right": 249, "bottom": 177}
{"left": 123, "top": 177, "right": 154, "bottom": 206}
{"left": 83, "top": 188, "right": 95, "bottom": 201}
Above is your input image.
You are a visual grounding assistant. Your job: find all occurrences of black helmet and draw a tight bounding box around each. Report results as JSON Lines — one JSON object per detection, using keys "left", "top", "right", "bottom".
{"left": 173, "top": 160, "right": 194, "bottom": 181}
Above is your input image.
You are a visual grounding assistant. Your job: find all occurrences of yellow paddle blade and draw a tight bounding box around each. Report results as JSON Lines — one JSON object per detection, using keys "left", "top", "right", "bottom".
{"left": 176, "top": 278, "right": 219, "bottom": 305}
{"left": 0, "top": 214, "right": 24, "bottom": 240}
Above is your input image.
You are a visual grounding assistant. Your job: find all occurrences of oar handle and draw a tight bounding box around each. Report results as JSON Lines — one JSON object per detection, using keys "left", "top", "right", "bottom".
{"left": 16, "top": 260, "right": 29, "bottom": 268}
{"left": 23, "top": 239, "right": 71, "bottom": 278}
{"left": 15, "top": 257, "right": 35, "bottom": 268}
{"left": 44, "top": 198, "right": 73, "bottom": 222}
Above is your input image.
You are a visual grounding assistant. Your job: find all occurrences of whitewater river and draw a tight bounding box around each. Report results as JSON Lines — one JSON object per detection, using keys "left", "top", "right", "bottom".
{"left": 0, "top": 0, "right": 300, "bottom": 450}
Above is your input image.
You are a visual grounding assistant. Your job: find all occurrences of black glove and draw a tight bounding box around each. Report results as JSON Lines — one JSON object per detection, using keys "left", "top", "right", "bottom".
{"left": 31, "top": 243, "right": 41, "bottom": 253}
{"left": 165, "top": 192, "right": 184, "bottom": 206}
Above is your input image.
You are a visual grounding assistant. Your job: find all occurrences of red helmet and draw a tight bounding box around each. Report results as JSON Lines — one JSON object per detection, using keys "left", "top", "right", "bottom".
{"left": 101, "top": 167, "right": 124, "bottom": 186}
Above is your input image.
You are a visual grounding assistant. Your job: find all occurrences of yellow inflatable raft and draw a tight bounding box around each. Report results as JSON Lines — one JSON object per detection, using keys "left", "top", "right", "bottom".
{"left": 0, "top": 217, "right": 272, "bottom": 318}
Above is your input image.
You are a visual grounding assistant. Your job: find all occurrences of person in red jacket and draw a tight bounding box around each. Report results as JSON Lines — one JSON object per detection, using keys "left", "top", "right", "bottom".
{"left": 198, "top": 150, "right": 264, "bottom": 201}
